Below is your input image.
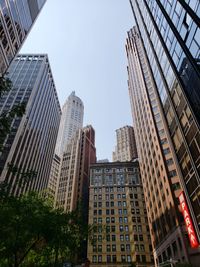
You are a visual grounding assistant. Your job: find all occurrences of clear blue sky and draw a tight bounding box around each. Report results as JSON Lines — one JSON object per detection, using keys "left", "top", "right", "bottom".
{"left": 21, "top": 0, "right": 135, "bottom": 161}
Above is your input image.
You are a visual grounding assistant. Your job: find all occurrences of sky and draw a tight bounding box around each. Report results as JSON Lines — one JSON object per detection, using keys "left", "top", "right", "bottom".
{"left": 21, "top": 0, "right": 135, "bottom": 161}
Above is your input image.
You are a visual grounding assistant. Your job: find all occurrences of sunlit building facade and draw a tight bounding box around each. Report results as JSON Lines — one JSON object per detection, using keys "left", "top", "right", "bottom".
{"left": 47, "top": 153, "right": 61, "bottom": 199}
{"left": 0, "top": 54, "right": 61, "bottom": 195}
{"left": 55, "top": 91, "right": 84, "bottom": 157}
{"left": 87, "top": 161, "right": 153, "bottom": 267}
{"left": 55, "top": 125, "right": 96, "bottom": 214}
{"left": 0, "top": 0, "right": 46, "bottom": 74}
{"left": 127, "top": 0, "right": 200, "bottom": 264}
{"left": 113, "top": 126, "right": 138, "bottom": 162}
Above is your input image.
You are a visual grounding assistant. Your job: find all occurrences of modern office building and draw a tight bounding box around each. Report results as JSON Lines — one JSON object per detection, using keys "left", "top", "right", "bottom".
{"left": 113, "top": 126, "right": 138, "bottom": 162}
{"left": 55, "top": 125, "right": 96, "bottom": 214}
{"left": 0, "top": 0, "right": 46, "bottom": 74}
{"left": 87, "top": 161, "right": 153, "bottom": 267}
{"left": 55, "top": 91, "right": 84, "bottom": 156}
{"left": 0, "top": 54, "right": 61, "bottom": 196}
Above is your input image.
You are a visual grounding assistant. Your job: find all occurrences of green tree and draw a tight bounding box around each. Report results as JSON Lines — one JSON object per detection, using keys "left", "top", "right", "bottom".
{"left": 0, "top": 190, "right": 93, "bottom": 267}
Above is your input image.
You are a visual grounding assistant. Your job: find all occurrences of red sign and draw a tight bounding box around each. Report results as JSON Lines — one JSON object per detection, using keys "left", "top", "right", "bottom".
{"left": 179, "top": 192, "right": 199, "bottom": 248}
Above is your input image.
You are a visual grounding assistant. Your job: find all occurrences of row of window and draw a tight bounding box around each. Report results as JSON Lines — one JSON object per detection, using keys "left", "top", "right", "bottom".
{"left": 92, "top": 254, "right": 147, "bottom": 263}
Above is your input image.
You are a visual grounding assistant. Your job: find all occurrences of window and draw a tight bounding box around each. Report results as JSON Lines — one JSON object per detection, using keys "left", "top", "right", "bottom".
{"left": 106, "top": 201, "right": 109, "bottom": 207}
{"left": 125, "top": 234, "right": 130, "bottom": 241}
{"left": 119, "top": 209, "right": 122, "bottom": 215}
{"left": 106, "top": 217, "right": 110, "bottom": 223}
{"left": 120, "top": 225, "right": 124, "bottom": 232}
{"left": 111, "top": 217, "right": 115, "bottom": 223}
{"left": 106, "top": 235, "right": 110, "bottom": 242}
{"left": 140, "top": 244, "right": 145, "bottom": 251}
{"left": 98, "top": 217, "right": 102, "bottom": 223}
{"left": 127, "top": 255, "right": 131, "bottom": 262}
{"left": 121, "top": 255, "right": 126, "bottom": 262}
{"left": 123, "top": 209, "right": 127, "bottom": 215}
{"left": 111, "top": 226, "right": 115, "bottom": 232}
{"left": 139, "top": 234, "right": 143, "bottom": 241}
{"left": 121, "top": 244, "right": 125, "bottom": 252}
{"left": 169, "top": 170, "right": 177, "bottom": 178}
{"left": 106, "top": 245, "right": 111, "bottom": 252}
{"left": 112, "top": 244, "right": 116, "bottom": 252}
{"left": 98, "top": 255, "right": 102, "bottom": 263}
{"left": 98, "top": 210, "right": 102, "bottom": 215}
{"left": 107, "top": 255, "right": 111, "bottom": 263}
{"left": 98, "top": 235, "right": 102, "bottom": 242}
{"left": 112, "top": 235, "right": 116, "bottom": 241}
{"left": 111, "top": 209, "right": 115, "bottom": 215}
{"left": 163, "top": 148, "right": 170, "bottom": 155}
{"left": 98, "top": 245, "right": 102, "bottom": 252}
{"left": 112, "top": 255, "right": 116, "bottom": 262}
{"left": 125, "top": 225, "right": 129, "bottom": 232}
{"left": 92, "top": 255, "right": 97, "bottom": 263}
{"left": 117, "top": 194, "right": 121, "bottom": 199}
{"left": 126, "top": 244, "right": 131, "bottom": 251}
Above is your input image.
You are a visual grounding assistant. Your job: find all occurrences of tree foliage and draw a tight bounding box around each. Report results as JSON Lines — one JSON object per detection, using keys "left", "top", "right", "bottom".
{"left": 0, "top": 188, "right": 91, "bottom": 267}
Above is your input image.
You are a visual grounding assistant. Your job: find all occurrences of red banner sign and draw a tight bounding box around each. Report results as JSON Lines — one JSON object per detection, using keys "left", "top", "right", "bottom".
{"left": 179, "top": 192, "right": 199, "bottom": 248}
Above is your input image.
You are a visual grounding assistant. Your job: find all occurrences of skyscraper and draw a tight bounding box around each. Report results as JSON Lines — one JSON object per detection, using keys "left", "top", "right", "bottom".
{"left": 0, "top": 0, "right": 46, "bottom": 74}
{"left": 87, "top": 161, "right": 153, "bottom": 266}
{"left": 0, "top": 54, "right": 61, "bottom": 196}
{"left": 128, "top": 4, "right": 200, "bottom": 245}
{"left": 55, "top": 91, "right": 84, "bottom": 156}
{"left": 55, "top": 125, "right": 96, "bottom": 213}
{"left": 127, "top": 0, "right": 200, "bottom": 262}
{"left": 126, "top": 26, "right": 191, "bottom": 266}
{"left": 112, "top": 125, "right": 138, "bottom": 162}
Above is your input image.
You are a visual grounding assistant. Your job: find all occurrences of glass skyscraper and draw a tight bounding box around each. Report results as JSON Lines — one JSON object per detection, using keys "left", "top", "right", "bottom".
{"left": 0, "top": 54, "right": 61, "bottom": 196}
{"left": 0, "top": 0, "right": 46, "bottom": 74}
{"left": 128, "top": 0, "right": 200, "bottom": 266}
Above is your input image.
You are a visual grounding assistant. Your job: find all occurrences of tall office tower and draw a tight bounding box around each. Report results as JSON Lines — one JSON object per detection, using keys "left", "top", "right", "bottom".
{"left": 0, "top": 54, "right": 61, "bottom": 196}
{"left": 0, "top": 0, "right": 46, "bottom": 74}
{"left": 113, "top": 126, "right": 138, "bottom": 162}
{"left": 126, "top": 21, "right": 200, "bottom": 267}
{"left": 55, "top": 91, "right": 84, "bottom": 157}
{"left": 87, "top": 161, "right": 153, "bottom": 267}
{"left": 55, "top": 125, "right": 96, "bottom": 214}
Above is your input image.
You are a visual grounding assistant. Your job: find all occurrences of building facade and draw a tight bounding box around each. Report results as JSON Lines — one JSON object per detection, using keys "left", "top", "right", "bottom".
{"left": 55, "top": 125, "right": 96, "bottom": 213}
{"left": 55, "top": 91, "right": 84, "bottom": 157}
{"left": 47, "top": 153, "right": 61, "bottom": 199}
{"left": 0, "top": 54, "right": 61, "bottom": 195}
{"left": 87, "top": 161, "right": 153, "bottom": 267}
{"left": 113, "top": 126, "right": 138, "bottom": 162}
{"left": 0, "top": 0, "right": 46, "bottom": 74}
